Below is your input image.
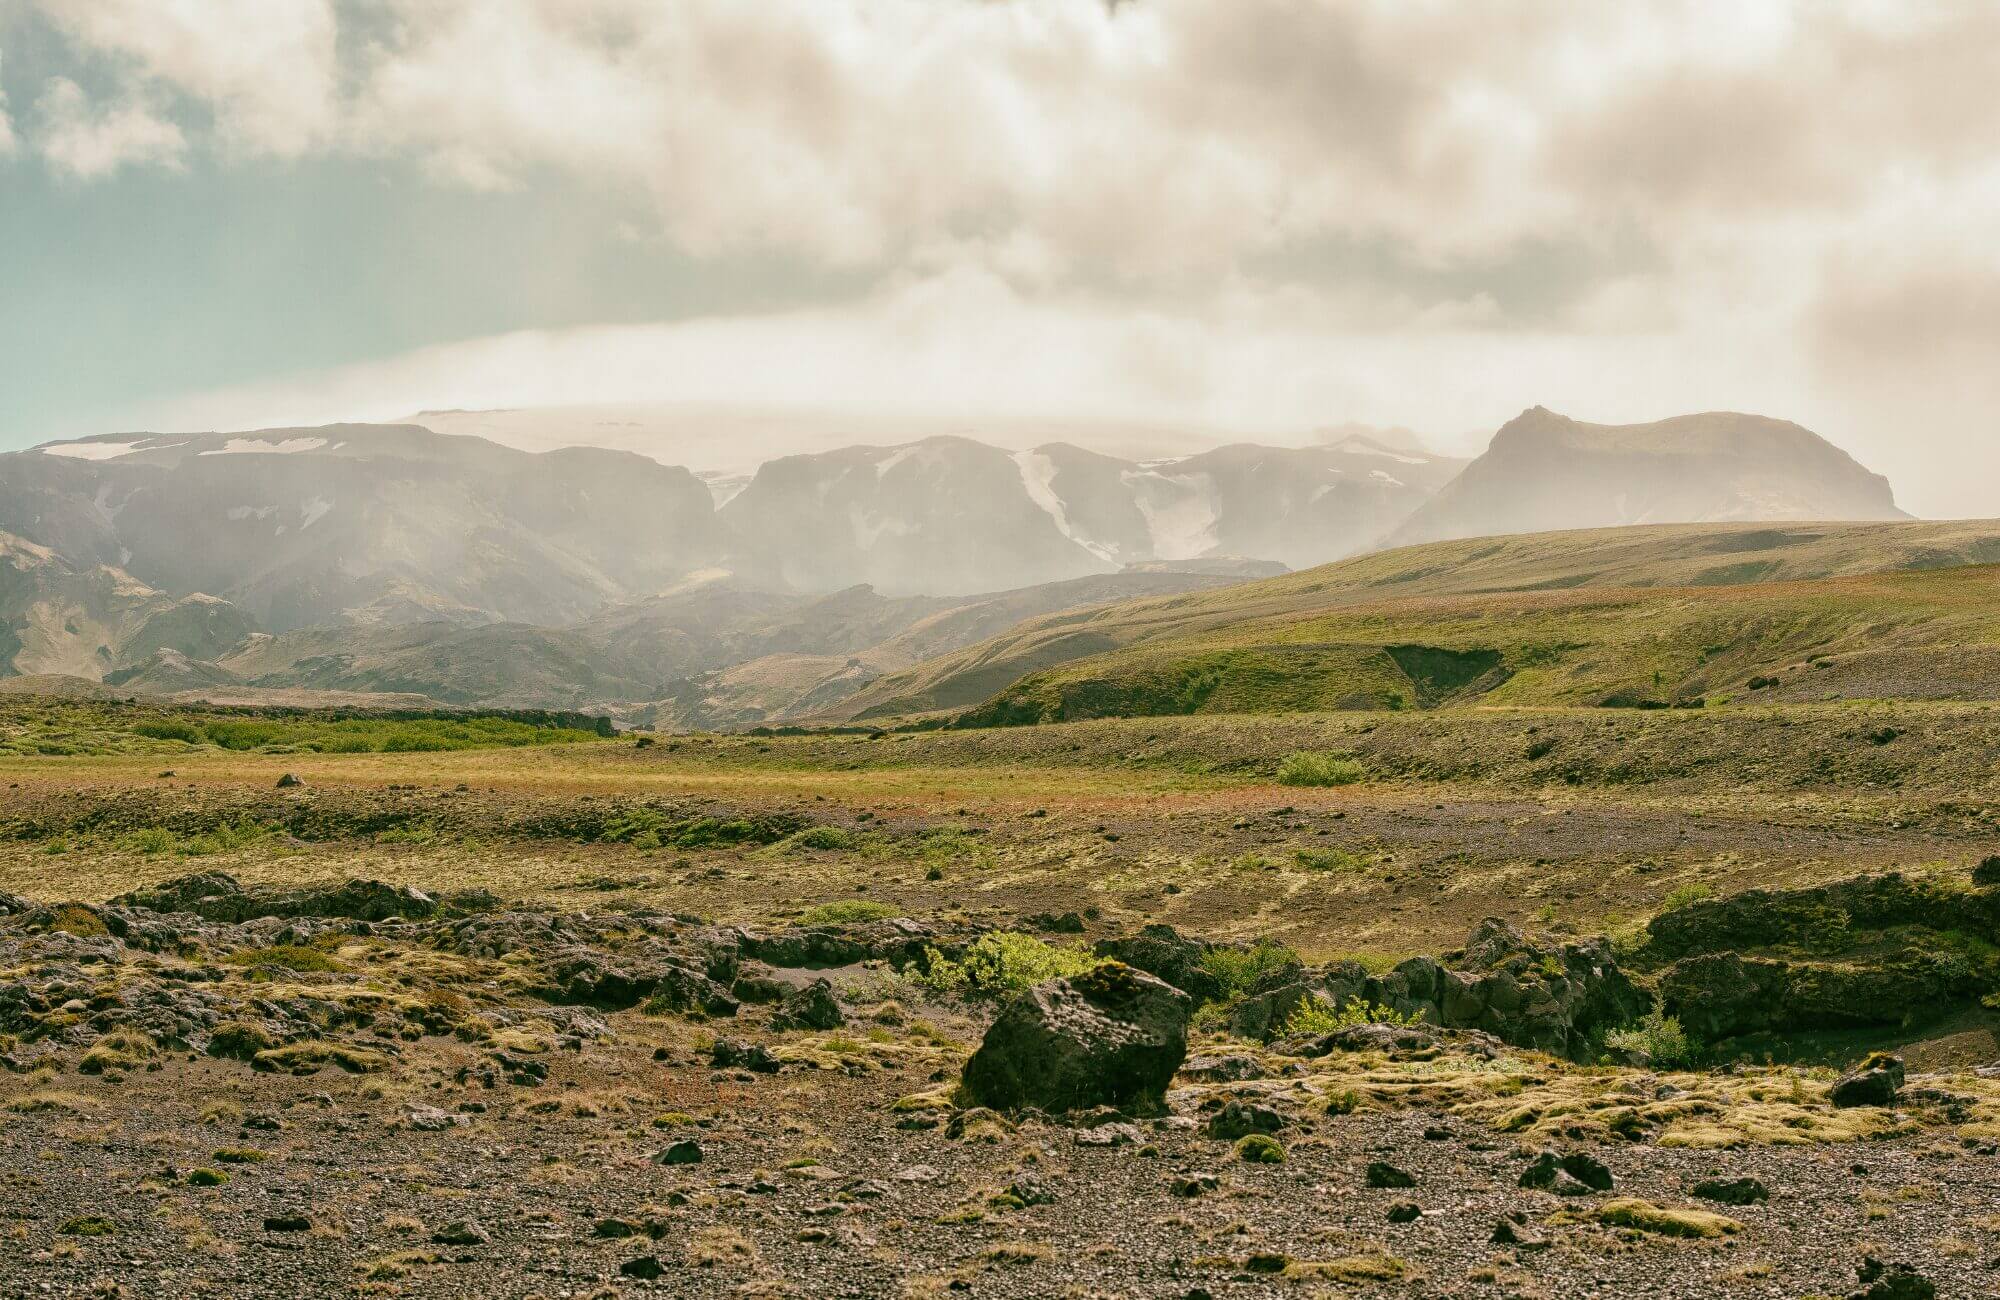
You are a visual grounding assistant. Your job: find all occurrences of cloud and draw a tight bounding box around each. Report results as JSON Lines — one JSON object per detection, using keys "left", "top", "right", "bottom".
{"left": 0, "top": 59, "right": 15, "bottom": 157}
{"left": 35, "top": 77, "right": 187, "bottom": 179}
{"left": 30, "top": 0, "right": 336, "bottom": 157}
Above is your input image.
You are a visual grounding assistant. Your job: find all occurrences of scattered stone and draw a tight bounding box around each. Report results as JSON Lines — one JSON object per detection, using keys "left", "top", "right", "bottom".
{"left": 1849, "top": 1257, "right": 1935, "bottom": 1300}
{"left": 1206, "top": 1100, "right": 1284, "bottom": 1140}
{"left": 655, "top": 1140, "right": 704, "bottom": 1166}
{"left": 430, "top": 1221, "right": 489, "bottom": 1246}
{"left": 1520, "top": 1150, "right": 1612, "bottom": 1195}
{"left": 1692, "top": 1176, "right": 1770, "bottom": 1206}
{"left": 1180, "top": 1054, "right": 1265, "bottom": 1083}
{"left": 620, "top": 1255, "right": 666, "bottom": 1280}
{"left": 711, "top": 1037, "right": 781, "bottom": 1073}
{"left": 772, "top": 977, "right": 846, "bottom": 1032}
{"left": 1491, "top": 1216, "right": 1547, "bottom": 1250}
{"left": 1366, "top": 1161, "right": 1417, "bottom": 1189}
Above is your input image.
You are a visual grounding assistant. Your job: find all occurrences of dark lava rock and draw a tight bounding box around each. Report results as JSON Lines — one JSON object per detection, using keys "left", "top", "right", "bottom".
{"left": 1849, "top": 1257, "right": 1935, "bottom": 1300}
{"left": 959, "top": 963, "right": 1191, "bottom": 1114}
{"left": 1832, "top": 1055, "right": 1906, "bottom": 1108}
{"left": 1180, "top": 1054, "right": 1265, "bottom": 1083}
{"left": 772, "top": 977, "right": 845, "bottom": 1031}
{"left": 655, "top": 1140, "right": 704, "bottom": 1165}
{"left": 1206, "top": 1101, "right": 1285, "bottom": 1140}
{"left": 1492, "top": 1216, "right": 1548, "bottom": 1249}
{"left": 710, "top": 1037, "right": 780, "bottom": 1073}
{"left": 621, "top": 1255, "right": 666, "bottom": 1280}
{"left": 275, "top": 773, "right": 303, "bottom": 788}
{"left": 430, "top": 1220, "right": 489, "bottom": 1246}
{"left": 1093, "top": 925, "right": 1223, "bottom": 1002}
{"left": 1693, "top": 1176, "right": 1770, "bottom": 1206}
{"left": 1520, "top": 1149, "right": 1612, "bottom": 1194}
{"left": 1386, "top": 1201, "right": 1421, "bottom": 1224}
{"left": 1366, "top": 1161, "right": 1417, "bottom": 1189}
{"left": 263, "top": 1215, "right": 312, "bottom": 1233}
{"left": 112, "top": 872, "right": 442, "bottom": 923}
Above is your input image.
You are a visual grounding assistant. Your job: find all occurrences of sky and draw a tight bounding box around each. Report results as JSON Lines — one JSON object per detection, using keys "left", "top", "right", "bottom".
{"left": 2, "top": 0, "right": 1997, "bottom": 515}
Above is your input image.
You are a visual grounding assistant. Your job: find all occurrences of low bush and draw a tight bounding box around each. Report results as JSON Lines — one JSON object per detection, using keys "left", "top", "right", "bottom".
{"left": 1199, "top": 940, "right": 1303, "bottom": 1000}
{"left": 1282, "top": 997, "right": 1423, "bottom": 1037}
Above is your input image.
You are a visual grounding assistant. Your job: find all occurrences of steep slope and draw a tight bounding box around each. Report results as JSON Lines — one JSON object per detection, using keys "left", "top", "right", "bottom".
{"left": 827, "top": 519, "right": 2000, "bottom": 722}
{"left": 0, "top": 532, "right": 254, "bottom": 680}
{"left": 721, "top": 436, "right": 1113, "bottom": 595}
{"left": 1390, "top": 408, "right": 1905, "bottom": 546}
{"left": 8, "top": 426, "right": 730, "bottom": 630}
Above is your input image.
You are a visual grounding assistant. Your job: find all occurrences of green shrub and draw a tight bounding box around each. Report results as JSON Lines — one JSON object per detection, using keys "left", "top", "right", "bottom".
{"left": 120, "top": 827, "right": 178, "bottom": 855}
{"left": 1605, "top": 1007, "right": 1700, "bottom": 1068}
{"left": 799, "top": 900, "right": 900, "bottom": 926}
{"left": 1282, "top": 997, "right": 1423, "bottom": 1037}
{"left": 909, "top": 933, "right": 1098, "bottom": 997}
{"left": 786, "top": 826, "right": 860, "bottom": 852}
{"left": 1199, "top": 940, "right": 1303, "bottom": 1000}
{"left": 1276, "top": 751, "right": 1367, "bottom": 788}
{"left": 132, "top": 719, "right": 203, "bottom": 744}
{"left": 1661, "top": 882, "right": 1715, "bottom": 912}
{"left": 179, "top": 818, "right": 272, "bottom": 857}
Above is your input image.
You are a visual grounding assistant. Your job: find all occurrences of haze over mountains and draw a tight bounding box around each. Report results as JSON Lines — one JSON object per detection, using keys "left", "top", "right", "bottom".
{"left": 0, "top": 407, "right": 1932, "bottom": 723}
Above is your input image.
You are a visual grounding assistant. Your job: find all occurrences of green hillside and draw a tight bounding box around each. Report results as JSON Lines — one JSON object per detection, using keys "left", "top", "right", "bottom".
{"left": 816, "top": 520, "right": 2000, "bottom": 723}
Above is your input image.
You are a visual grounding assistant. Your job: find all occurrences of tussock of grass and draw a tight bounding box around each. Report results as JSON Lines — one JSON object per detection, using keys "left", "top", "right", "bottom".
{"left": 1276, "top": 751, "right": 1368, "bottom": 787}
{"left": 798, "top": 899, "right": 900, "bottom": 926}
{"left": 1596, "top": 1198, "right": 1742, "bottom": 1238}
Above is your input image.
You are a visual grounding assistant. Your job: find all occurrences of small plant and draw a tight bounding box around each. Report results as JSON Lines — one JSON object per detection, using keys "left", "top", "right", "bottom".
{"left": 1282, "top": 997, "right": 1423, "bottom": 1037}
{"left": 222, "top": 944, "right": 341, "bottom": 973}
{"left": 1295, "top": 847, "right": 1368, "bottom": 872}
{"left": 798, "top": 900, "right": 900, "bottom": 926}
{"left": 119, "top": 827, "right": 178, "bottom": 855}
{"left": 1605, "top": 1006, "right": 1701, "bottom": 1068}
{"left": 1276, "top": 751, "right": 1367, "bottom": 788}
{"left": 1661, "top": 882, "right": 1715, "bottom": 912}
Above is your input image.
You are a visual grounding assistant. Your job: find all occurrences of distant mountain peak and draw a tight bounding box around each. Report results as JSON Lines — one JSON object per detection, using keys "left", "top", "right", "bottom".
{"left": 1391, "top": 408, "right": 1904, "bottom": 547}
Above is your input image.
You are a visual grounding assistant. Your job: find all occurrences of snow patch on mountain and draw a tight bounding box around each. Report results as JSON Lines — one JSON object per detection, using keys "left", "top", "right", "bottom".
{"left": 1013, "top": 450, "right": 1118, "bottom": 565}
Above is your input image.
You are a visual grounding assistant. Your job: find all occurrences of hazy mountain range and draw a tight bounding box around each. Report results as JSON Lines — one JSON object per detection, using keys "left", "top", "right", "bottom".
{"left": 0, "top": 408, "right": 1915, "bottom": 722}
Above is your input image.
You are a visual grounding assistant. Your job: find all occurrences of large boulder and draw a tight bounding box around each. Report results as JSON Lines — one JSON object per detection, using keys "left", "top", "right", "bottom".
{"left": 959, "top": 964, "right": 1191, "bottom": 1115}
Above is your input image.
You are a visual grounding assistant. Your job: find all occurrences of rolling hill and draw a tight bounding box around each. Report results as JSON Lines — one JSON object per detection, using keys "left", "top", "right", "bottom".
{"left": 823, "top": 519, "right": 2000, "bottom": 723}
